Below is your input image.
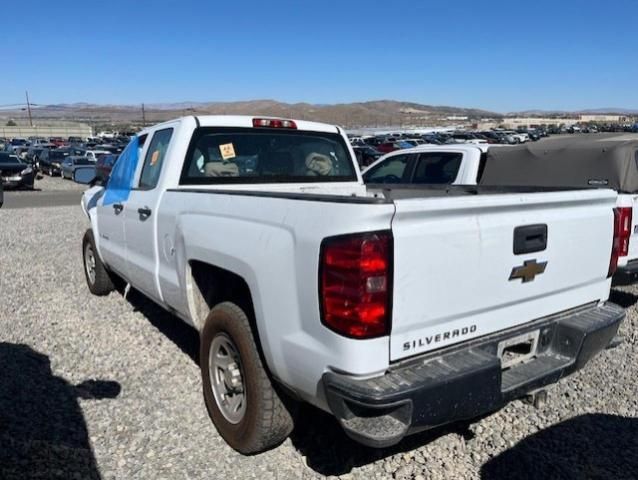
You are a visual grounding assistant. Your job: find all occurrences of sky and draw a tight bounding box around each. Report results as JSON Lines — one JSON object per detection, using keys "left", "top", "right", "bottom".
{"left": 1, "top": 0, "right": 637, "bottom": 113}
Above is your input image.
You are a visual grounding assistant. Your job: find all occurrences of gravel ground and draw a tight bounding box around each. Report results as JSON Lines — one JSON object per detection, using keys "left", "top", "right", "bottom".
{"left": 0, "top": 202, "right": 637, "bottom": 479}
{"left": 35, "top": 174, "right": 88, "bottom": 192}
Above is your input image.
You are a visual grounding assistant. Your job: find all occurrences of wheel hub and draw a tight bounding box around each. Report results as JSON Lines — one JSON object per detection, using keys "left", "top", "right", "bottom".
{"left": 209, "top": 333, "right": 247, "bottom": 424}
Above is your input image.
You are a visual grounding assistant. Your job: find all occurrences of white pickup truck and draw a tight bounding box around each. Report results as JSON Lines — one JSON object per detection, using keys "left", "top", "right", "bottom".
{"left": 80, "top": 116, "right": 624, "bottom": 453}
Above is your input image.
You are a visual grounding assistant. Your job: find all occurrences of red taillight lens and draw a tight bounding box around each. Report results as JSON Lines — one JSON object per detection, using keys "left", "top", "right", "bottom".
{"left": 618, "top": 206, "right": 632, "bottom": 256}
{"left": 609, "top": 207, "right": 632, "bottom": 277}
{"left": 320, "top": 231, "right": 392, "bottom": 339}
{"left": 252, "top": 118, "right": 297, "bottom": 129}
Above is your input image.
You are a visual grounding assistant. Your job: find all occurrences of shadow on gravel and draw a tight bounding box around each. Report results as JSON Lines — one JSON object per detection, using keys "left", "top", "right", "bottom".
{"left": 290, "top": 403, "right": 475, "bottom": 476}
{"left": 0, "top": 343, "right": 121, "bottom": 480}
{"left": 609, "top": 288, "right": 638, "bottom": 308}
{"left": 481, "top": 414, "right": 638, "bottom": 480}
{"left": 125, "top": 289, "right": 200, "bottom": 364}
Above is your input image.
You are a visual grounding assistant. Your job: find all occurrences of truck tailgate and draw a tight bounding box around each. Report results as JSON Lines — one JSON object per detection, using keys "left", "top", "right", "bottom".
{"left": 389, "top": 188, "right": 617, "bottom": 362}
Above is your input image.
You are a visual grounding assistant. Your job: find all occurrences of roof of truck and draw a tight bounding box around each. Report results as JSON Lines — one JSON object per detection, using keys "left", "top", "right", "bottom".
{"left": 479, "top": 134, "right": 638, "bottom": 192}
{"left": 139, "top": 115, "right": 342, "bottom": 136}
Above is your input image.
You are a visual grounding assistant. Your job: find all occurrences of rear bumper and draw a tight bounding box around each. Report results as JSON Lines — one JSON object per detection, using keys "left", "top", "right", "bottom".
{"left": 323, "top": 302, "right": 624, "bottom": 448}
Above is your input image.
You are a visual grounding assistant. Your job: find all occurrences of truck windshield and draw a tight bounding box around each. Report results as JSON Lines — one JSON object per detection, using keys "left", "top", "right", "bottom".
{"left": 180, "top": 128, "right": 357, "bottom": 184}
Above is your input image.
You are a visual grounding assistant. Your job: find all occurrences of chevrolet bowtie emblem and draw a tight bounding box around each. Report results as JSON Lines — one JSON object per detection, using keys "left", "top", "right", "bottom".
{"left": 509, "top": 259, "right": 547, "bottom": 283}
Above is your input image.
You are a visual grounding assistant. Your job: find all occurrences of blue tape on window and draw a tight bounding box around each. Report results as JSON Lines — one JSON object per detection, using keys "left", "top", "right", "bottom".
{"left": 103, "top": 137, "right": 139, "bottom": 206}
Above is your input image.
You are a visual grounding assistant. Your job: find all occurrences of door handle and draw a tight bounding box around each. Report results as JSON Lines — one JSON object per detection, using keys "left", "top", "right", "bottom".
{"left": 113, "top": 203, "right": 123, "bottom": 214}
{"left": 513, "top": 224, "right": 547, "bottom": 254}
{"left": 138, "top": 206, "right": 152, "bottom": 219}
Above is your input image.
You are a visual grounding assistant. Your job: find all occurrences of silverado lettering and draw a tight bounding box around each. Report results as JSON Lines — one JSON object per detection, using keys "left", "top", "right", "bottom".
{"left": 403, "top": 325, "right": 477, "bottom": 351}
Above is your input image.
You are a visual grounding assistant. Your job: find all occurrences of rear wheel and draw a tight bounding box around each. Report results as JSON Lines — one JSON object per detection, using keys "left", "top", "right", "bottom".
{"left": 82, "top": 230, "right": 115, "bottom": 296}
{"left": 200, "top": 302, "right": 294, "bottom": 454}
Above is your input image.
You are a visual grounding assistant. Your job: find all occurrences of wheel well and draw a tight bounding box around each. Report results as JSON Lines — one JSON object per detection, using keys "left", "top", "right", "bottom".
{"left": 187, "top": 260, "right": 256, "bottom": 331}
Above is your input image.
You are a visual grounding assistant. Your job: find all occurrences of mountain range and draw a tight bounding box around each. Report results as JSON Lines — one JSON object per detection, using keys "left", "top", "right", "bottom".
{"left": 2, "top": 100, "right": 636, "bottom": 127}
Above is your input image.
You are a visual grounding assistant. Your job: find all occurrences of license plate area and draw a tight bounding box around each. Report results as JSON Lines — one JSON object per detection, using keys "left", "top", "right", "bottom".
{"left": 497, "top": 330, "right": 539, "bottom": 370}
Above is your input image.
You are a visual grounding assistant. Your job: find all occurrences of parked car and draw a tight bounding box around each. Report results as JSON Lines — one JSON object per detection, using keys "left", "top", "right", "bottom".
{"left": 81, "top": 115, "right": 623, "bottom": 454}
{"left": 47, "top": 137, "right": 65, "bottom": 147}
{"left": 376, "top": 142, "right": 398, "bottom": 153}
{"left": 95, "top": 153, "right": 118, "bottom": 182}
{"left": 352, "top": 145, "right": 382, "bottom": 167}
{"left": 0, "top": 152, "right": 36, "bottom": 189}
{"left": 84, "top": 150, "right": 111, "bottom": 162}
{"left": 61, "top": 156, "right": 94, "bottom": 179}
{"left": 39, "top": 148, "right": 72, "bottom": 176}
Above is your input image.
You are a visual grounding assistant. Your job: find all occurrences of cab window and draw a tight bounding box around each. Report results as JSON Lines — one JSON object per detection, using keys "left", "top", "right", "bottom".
{"left": 139, "top": 129, "right": 173, "bottom": 189}
{"left": 363, "top": 154, "right": 410, "bottom": 183}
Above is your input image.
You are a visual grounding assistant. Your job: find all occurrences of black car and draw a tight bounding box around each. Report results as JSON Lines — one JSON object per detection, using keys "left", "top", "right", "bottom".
{"left": 39, "top": 147, "right": 86, "bottom": 176}
{"left": 0, "top": 152, "right": 36, "bottom": 189}
{"left": 352, "top": 145, "right": 383, "bottom": 167}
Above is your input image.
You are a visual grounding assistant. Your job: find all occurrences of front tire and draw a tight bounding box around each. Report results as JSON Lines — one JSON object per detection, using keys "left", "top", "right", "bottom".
{"left": 82, "top": 229, "right": 115, "bottom": 296}
{"left": 200, "top": 302, "right": 294, "bottom": 454}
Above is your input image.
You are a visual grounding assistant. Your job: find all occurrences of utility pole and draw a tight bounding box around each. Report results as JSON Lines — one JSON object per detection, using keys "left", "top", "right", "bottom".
{"left": 25, "top": 90, "right": 33, "bottom": 127}
{"left": 142, "top": 103, "right": 146, "bottom": 127}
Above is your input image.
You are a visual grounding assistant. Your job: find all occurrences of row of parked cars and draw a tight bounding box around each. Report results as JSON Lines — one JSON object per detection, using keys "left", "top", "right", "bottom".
{"left": 0, "top": 135, "right": 124, "bottom": 188}
{"left": 75, "top": 115, "right": 632, "bottom": 455}
{"left": 348, "top": 128, "right": 551, "bottom": 167}
{"left": 348, "top": 124, "right": 638, "bottom": 167}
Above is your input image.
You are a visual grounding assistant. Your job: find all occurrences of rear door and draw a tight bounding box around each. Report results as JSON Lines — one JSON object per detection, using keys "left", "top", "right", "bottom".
{"left": 124, "top": 126, "right": 175, "bottom": 302}
{"left": 388, "top": 188, "right": 617, "bottom": 361}
{"left": 411, "top": 152, "right": 463, "bottom": 184}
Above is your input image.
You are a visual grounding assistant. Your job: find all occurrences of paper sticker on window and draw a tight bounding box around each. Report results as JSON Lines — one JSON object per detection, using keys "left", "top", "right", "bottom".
{"left": 150, "top": 150, "right": 160, "bottom": 166}
{"left": 219, "top": 143, "right": 236, "bottom": 161}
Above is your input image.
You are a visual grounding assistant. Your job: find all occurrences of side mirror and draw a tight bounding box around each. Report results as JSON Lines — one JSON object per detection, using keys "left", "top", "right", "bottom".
{"left": 73, "top": 166, "right": 97, "bottom": 185}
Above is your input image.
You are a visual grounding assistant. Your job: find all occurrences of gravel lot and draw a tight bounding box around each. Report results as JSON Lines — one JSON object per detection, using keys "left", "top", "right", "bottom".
{"left": 1, "top": 182, "right": 637, "bottom": 479}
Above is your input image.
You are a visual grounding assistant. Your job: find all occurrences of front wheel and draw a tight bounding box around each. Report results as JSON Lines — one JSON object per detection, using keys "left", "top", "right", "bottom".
{"left": 82, "top": 230, "right": 115, "bottom": 296}
{"left": 200, "top": 302, "right": 294, "bottom": 454}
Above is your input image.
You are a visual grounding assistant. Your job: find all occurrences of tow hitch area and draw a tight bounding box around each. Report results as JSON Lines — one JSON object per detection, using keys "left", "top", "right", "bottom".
{"left": 497, "top": 330, "right": 539, "bottom": 369}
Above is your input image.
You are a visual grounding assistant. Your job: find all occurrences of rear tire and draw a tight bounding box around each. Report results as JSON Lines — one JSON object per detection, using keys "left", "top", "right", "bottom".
{"left": 200, "top": 302, "right": 294, "bottom": 454}
{"left": 82, "top": 229, "right": 115, "bottom": 296}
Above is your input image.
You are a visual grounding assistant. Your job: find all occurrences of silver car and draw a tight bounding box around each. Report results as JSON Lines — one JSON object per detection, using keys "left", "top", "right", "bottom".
{"left": 61, "top": 156, "right": 94, "bottom": 180}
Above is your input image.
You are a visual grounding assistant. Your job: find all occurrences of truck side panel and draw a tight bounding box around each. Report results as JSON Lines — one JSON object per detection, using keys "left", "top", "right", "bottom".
{"left": 156, "top": 190, "right": 396, "bottom": 410}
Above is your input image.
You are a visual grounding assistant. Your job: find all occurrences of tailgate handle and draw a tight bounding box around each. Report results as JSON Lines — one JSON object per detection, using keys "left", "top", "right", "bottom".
{"left": 513, "top": 224, "right": 547, "bottom": 255}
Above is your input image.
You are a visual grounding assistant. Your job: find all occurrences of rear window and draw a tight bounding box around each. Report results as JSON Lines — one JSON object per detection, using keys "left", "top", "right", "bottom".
{"left": 180, "top": 128, "right": 356, "bottom": 184}
{"left": 50, "top": 151, "right": 69, "bottom": 160}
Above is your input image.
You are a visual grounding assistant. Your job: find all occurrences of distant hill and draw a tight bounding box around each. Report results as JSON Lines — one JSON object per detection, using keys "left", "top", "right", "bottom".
{"left": 3, "top": 100, "right": 502, "bottom": 128}
{"left": 511, "top": 108, "right": 638, "bottom": 116}
{"left": 4, "top": 100, "right": 635, "bottom": 129}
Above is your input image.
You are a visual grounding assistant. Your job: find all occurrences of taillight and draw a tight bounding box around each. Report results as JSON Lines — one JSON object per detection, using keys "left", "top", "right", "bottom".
{"left": 252, "top": 118, "right": 297, "bottom": 129}
{"left": 320, "top": 231, "right": 392, "bottom": 339}
{"left": 609, "top": 207, "right": 632, "bottom": 277}
{"left": 617, "top": 207, "right": 632, "bottom": 256}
